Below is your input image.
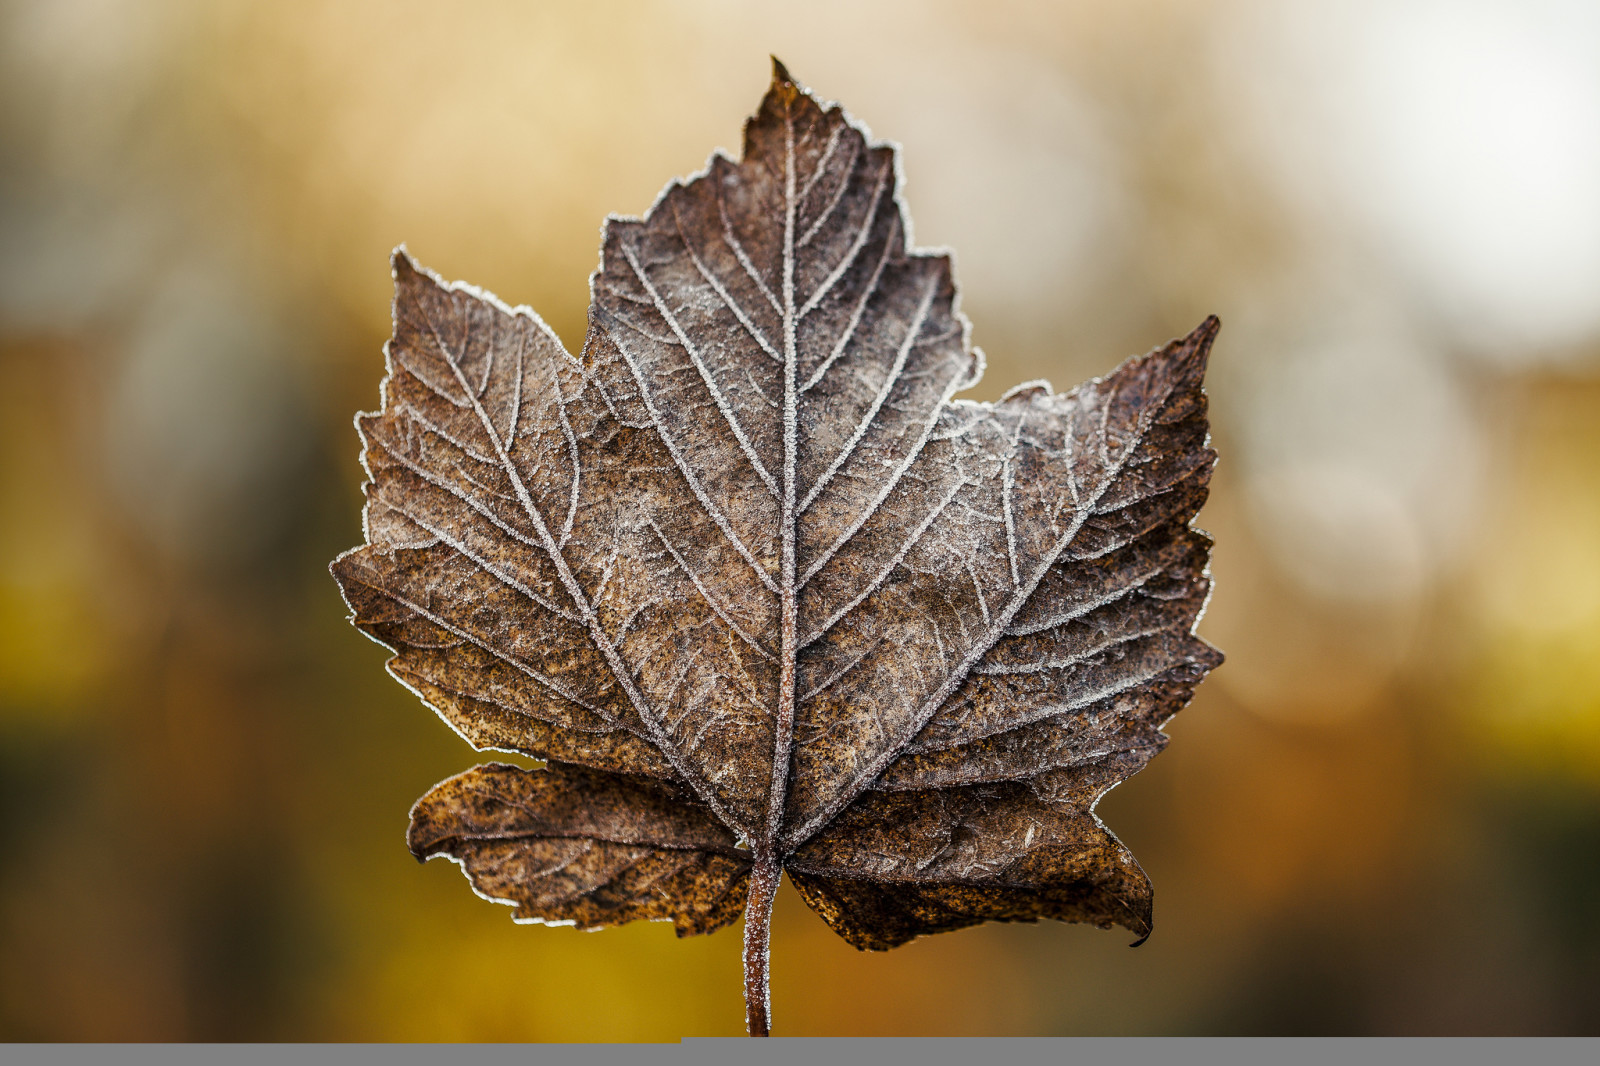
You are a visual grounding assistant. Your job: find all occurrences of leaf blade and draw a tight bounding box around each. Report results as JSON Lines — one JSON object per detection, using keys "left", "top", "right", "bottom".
{"left": 409, "top": 762, "right": 751, "bottom": 937}
{"left": 332, "top": 64, "right": 1224, "bottom": 984}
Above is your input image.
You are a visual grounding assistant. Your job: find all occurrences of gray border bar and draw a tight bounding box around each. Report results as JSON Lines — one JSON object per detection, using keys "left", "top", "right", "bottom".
{"left": 2, "top": 1040, "right": 1596, "bottom": 1066}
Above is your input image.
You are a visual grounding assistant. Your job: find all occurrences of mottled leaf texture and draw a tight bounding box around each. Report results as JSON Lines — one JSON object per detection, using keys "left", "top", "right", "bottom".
{"left": 331, "top": 61, "right": 1221, "bottom": 1035}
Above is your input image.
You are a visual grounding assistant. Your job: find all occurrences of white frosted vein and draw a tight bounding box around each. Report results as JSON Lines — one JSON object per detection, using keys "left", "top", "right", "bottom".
{"left": 798, "top": 272, "right": 936, "bottom": 515}
{"left": 796, "top": 124, "right": 846, "bottom": 210}
{"left": 404, "top": 507, "right": 582, "bottom": 624}
{"left": 1001, "top": 417, "right": 1024, "bottom": 590}
{"left": 782, "top": 359, "right": 1187, "bottom": 852}
{"left": 716, "top": 175, "right": 782, "bottom": 315}
{"left": 649, "top": 520, "right": 777, "bottom": 663}
{"left": 671, "top": 199, "right": 785, "bottom": 366}
{"left": 373, "top": 436, "right": 545, "bottom": 556}
{"left": 620, "top": 240, "right": 781, "bottom": 500}
{"left": 602, "top": 313, "right": 781, "bottom": 597}
{"left": 404, "top": 682, "right": 619, "bottom": 739}
{"left": 418, "top": 294, "right": 752, "bottom": 838}
{"left": 1003, "top": 562, "right": 1166, "bottom": 638}
{"left": 797, "top": 364, "right": 970, "bottom": 590}
{"left": 475, "top": 323, "right": 496, "bottom": 397}
{"left": 798, "top": 476, "right": 967, "bottom": 650}
{"left": 604, "top": 309, "right": 683, "bottom": 348}
{"left": 547, "top": 356, "right": 581, "bottom": 548}
{"left": 911, "top": 656, "right": 1180, "bottom": 757}
{"left": 797, "top": 634, "right": 886, "bottom": 705}
{"left": 505, "top": 331, "right": 526, "bottom": 448}
{"left": 798, "top": 156, "right": 892, "bottom": 320}
{"left": 799, "top": 215, "right": 901, "bottom": 394}
{"left": 796, "top": 129, "right": 856, "bottom": 249}
{"left": 395, "top": 339, "right": 471, "bottom": 409}
{"left": 398, "top": 402, "right": 498, "bottom": 466}
{"left": 973, "top": 624, "right": 1172, "bottom": 676}
{"left": 767, "top": 88, "right": 804, "bottom": 849}
{"left": 373, "top": 584, "right": 617, "bottom": 723}
{"left": 966, "top": 560, "right": 991, "bottom": 629}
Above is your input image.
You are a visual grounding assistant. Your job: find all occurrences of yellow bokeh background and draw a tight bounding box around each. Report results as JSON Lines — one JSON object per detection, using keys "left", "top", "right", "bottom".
{"left": 2, "top": 0, "right": 1598, "bottom": 1039}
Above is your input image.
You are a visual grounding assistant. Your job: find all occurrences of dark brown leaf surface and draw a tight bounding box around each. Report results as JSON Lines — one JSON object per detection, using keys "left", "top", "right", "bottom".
{"left": 406, "top": 763, "right": 749, "bottom": 937}
{"left": 331, "top": 60, "right": 1221, "bottom": 1023}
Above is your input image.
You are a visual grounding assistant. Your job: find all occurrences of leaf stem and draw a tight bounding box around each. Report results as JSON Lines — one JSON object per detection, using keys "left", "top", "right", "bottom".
{"left": 742, "top": 853, "right": 781, "bottom": 1037}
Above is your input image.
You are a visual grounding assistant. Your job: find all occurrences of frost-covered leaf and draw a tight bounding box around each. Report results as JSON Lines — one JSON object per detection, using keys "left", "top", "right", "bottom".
{"left": 331, "top": 59, "right": 1222, "bottom": 1035}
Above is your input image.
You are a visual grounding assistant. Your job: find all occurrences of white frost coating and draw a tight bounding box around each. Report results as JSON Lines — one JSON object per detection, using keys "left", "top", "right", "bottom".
{"left": 370, "top": 587, "right": 614, "bottom": 721}
{"left": 781, "top": 355, "right": 1183, "bottom": 852}
{"left": 369, "top": 251, "right": 754, "bottom": 841}
{"left": 669, "top": 198, "right": 786, "bottom": 366}
{"left": 1004, "top": 560, "right": 1168, "bottom": 637}
{"left": 795, "top": 364, "right": 973, "bottom": 589}
{"left": 798, "top": 474, "right": 969, "bottom": 650}
{"left": 799, "top": 214, "right": 900, "bottom": 393}
{"left": 797, "top": 155, "right": 893, "bottom": 320}
{"left": 618, "top": 240, "right": 782, "bottom": 500}
{"left": 602, "top": 310, "right": 782, "bottom": 597}
{"left": 973, "top": 624, "right": 1174, "bottom": 676}
{"left": 800, "top": 272, "right": 937, "bottom": 514}
{"left": 796, "top": 124, "right": 854, "bottom": 249}
{"left": 648, "top": 519, "right": 777, "bottom": 663}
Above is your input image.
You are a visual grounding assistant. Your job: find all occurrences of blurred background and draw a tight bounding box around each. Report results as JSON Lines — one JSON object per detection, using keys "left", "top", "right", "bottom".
{"left": 2, "top": 0, "right": 1598, "bottom": 1040}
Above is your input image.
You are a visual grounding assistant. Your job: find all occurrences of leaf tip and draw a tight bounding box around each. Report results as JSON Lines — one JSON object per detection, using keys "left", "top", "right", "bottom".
{"left": 390, "top": 244, "right": 419, "bottom": 281}
{"left": 1151, "top": 313, "right": 1222, "bottom": 384}
{"left": 1185, "top": 314, "right": 1222, "bottom": 382}
{"left": 768, "top": 56, "right": 805, "bottom": 104}
{"left": 1181, "top": 315, "right": 1222, "bottom": 371}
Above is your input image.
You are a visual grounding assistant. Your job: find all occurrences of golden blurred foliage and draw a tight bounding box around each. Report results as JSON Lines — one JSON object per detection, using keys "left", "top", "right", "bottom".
{"left": 2, "top": 0, "right": 1597, "bottom": 1039}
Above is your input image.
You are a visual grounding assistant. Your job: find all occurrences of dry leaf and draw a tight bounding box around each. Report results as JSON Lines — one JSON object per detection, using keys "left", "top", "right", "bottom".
{"left": 331, "top": 60, "right": 1221, "bottom": 1036}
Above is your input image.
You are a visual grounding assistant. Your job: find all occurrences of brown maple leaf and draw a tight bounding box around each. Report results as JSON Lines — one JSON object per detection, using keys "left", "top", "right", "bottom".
{"left": 331, "top": 60, "right": 1221, "bottom": 1036}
